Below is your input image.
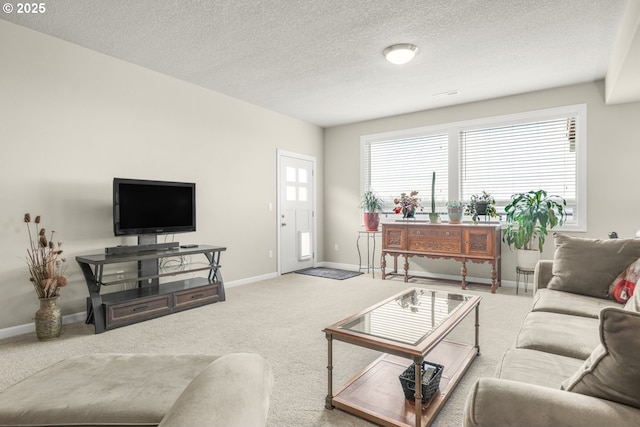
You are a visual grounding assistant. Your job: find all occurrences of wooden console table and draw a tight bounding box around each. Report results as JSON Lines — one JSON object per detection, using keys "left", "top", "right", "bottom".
{"left": 381, "top": 222, "right": 501, "bottom": 292}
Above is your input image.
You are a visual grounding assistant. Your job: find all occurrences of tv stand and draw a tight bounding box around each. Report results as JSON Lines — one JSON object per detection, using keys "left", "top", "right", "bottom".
{"left": 76, "top": 244, "right": 226, "bottom": 334}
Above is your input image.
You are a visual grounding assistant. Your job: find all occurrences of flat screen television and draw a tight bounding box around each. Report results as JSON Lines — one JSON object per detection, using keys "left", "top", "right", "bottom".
{"left": 113, "top": 178, "right": 196, "bottom": 236}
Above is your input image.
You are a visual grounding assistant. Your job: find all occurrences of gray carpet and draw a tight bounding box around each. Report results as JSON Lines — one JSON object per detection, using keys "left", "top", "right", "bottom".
{"left": 0, "top": 274, "right": 532, "bottom": 427}
{"left": 296, "top": 267, "right": 364, "bottom": 280}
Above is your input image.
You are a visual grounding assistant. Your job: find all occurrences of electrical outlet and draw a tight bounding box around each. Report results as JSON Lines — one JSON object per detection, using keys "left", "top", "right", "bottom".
{"left": 334, "top": 244, "right": 339, "bottom": 251}
{"left": 268, "top": 250, "right": 273, "bottom": 258}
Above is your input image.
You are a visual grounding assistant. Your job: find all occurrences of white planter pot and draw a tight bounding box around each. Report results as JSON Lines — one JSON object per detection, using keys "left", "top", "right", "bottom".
{"left": 516, "top": 249, "right": 540, "bottom": 270}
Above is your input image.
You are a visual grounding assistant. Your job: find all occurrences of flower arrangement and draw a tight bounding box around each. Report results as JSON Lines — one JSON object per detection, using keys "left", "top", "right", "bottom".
{"left": 394, "top": 191, "right": 422, "bottom": 217}
{"left": 24, "top": 214, "right": 67, "bottom": 299}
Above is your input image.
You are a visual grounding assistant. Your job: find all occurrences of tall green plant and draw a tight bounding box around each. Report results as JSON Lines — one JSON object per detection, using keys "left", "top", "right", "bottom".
{"left": 430, "top": 171, "right": 436, "bottom": 213}
{"left": 360, "top": 190, "right": 384, "bottom": 212}
{"left": 503, "top": 190, "right": 567, "bottom": 251}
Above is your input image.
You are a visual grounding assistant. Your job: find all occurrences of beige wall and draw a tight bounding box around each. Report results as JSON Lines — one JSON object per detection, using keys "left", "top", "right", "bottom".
{"left": 0, "top": 21, "right": 324, "bottom": 330}
{"left": 324, "top": 81, "right": 640, "bottom": 281}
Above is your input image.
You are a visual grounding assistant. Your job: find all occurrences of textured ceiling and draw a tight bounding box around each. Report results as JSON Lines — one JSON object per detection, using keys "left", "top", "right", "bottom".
{"left": 1, "top": 0, "right": 633, "bottom": 127}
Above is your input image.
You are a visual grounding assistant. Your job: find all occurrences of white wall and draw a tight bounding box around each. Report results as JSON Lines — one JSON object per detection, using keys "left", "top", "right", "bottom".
{"left": 0, "top": 20, "right": 324, "bottom": 330}
{"left": 324, "top": 81, "right": 640, "bottom": 281}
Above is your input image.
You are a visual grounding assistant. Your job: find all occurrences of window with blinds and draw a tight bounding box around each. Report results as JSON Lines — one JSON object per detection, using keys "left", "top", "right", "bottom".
{"left": 362, "top": 133, "right": 449, "bottom": 214}
{"left": 361, "top": 104, "right": 586, "bottom": 230}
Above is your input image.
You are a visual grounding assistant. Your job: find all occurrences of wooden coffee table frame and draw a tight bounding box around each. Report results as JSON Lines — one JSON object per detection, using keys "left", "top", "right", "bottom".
{"left": 323, "top": 288, "right": 481, "bottom": 427}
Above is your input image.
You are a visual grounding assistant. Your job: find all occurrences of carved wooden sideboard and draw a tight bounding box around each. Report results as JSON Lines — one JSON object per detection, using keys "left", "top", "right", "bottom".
{"left": 381, "top": 222, "right": 502, "bottom": 292}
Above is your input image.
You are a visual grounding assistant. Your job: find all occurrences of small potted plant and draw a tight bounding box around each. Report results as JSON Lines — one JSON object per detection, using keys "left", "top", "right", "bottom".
{"left": 446, "top": 201, "right": 465, "bottom": 224}
{"left": 429, "top": 171, "right": 440, "bottom": 223}
{"left": 394, "top": 191, "right": 422, "bottom": 219}
{"left": 466, "top": 191, "right": 498, "bottom": 223}
{"left": 502, "top": 190, "right": 567, "bottom": 269}
{"left": 360, "top": 190, "right": 385, "bottom": 231}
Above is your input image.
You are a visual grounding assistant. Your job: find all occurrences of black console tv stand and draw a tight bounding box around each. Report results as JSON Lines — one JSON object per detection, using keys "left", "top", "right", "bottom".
{"left": 76, "top": 244, "right": 226, "bottom": 334}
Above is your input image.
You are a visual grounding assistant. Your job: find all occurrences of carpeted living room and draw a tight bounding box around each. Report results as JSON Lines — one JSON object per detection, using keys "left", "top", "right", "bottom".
{"left": 2, "top": 1, "right": 640, "bottom": 427}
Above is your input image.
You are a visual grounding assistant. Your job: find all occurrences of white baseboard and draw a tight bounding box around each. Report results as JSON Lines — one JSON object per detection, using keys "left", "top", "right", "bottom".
{"left": 0, "top": 273, "right": 277, "bottom": 340}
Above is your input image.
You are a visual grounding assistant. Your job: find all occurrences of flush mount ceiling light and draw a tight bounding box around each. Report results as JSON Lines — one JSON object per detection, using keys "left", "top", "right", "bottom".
{"left": 383, "top": 43, "right": 418, "bottom": 65}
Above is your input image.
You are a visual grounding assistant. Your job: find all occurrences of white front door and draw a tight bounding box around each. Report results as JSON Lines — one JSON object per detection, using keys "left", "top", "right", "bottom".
{"left": 278, "top": 151, "right": 315, "bottom": 274}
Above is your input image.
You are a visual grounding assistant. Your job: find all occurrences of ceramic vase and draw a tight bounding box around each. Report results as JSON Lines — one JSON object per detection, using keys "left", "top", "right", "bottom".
{"left": 35, "top": 296, "right": 61, "bottom": 340}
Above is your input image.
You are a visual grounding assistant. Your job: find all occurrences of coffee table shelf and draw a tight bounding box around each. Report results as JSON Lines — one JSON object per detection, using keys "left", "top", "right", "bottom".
{"left": 332, "top": 342, "right": 477, "bottom": 427}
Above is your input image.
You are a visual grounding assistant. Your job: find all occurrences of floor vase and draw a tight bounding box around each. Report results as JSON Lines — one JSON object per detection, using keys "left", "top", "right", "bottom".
{"left": 35, "top": 297, "right": 61, "bottom": 340}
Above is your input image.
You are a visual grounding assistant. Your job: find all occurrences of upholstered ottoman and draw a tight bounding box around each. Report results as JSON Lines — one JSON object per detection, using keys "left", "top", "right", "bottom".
{"left": 0, "top": 353, "right": 273, "bottom": 427}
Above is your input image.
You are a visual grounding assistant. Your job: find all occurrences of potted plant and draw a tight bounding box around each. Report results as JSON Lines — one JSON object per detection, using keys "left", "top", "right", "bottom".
{"left": 360, "top": 190, "right": 384, "bottom": 231}
{"left": 446, "top": 200, "right": 465, "bottom": 224}
{"left": 502, "top": 190, "right": 567, "bottom": 270}
{"left": 429, "top": 171, "right": 440, "bottom": 223}
{"left": 466, "top": 191, "right": 498, "bottom": 223}
{"left": 23, "top": 213, "right": 67, "bottom": 340}
{"left": 394, "top": 191, "right": 422, "bottom": 219}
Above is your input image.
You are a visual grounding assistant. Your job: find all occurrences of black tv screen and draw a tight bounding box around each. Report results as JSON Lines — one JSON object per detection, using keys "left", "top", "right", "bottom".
{"left": 113, "top": 178, "right": 196, "bottom": 236}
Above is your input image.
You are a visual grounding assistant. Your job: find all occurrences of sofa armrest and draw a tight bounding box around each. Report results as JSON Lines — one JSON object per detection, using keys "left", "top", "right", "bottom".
{"left": 464, "top": 378, "right": 640, "bottom": 427}
{"left": 158, "top": 353, "right": 274, "bottom": 427}
{"left": 533, "top": 260, "right": 553, "bottom": 292}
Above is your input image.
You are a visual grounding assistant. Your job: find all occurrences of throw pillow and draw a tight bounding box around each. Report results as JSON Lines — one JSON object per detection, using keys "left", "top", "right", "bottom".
{"left": 547, "top": 233, "right": 640, "bottom": 298}
{"left": 561, "top": 307, "right": 640, "bottom": 409}
{"left": 609, "top": 258, "right": 640, "bottom": 304}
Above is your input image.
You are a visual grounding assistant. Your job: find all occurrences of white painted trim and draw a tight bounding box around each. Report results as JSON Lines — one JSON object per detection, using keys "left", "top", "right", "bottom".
{"left": 0, "top": 273, "right": 277, "bottom": 340}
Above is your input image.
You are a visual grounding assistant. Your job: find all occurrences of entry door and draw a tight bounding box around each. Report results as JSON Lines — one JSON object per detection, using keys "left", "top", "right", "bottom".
{"left": 278, "top": 151, "right": 315, "bottom": 274}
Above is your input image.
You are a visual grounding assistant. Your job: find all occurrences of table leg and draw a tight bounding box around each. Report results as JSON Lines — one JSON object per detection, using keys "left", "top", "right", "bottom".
{"left": 325, "top": 333, "right": 334, "bottom": 409}
{"left": 381, "top": 252, "right": 387, "bottom": 279}
{"left": 404, "top": 255, "right": 409, "bottom": 283}
{"left": 356, "top": 233, "right": 363, "bottom": 273}
{"left": 475, "top": 303, "right": 481, "bottom": 356}
{"left": 414, "top": 355, "right": 423, "bottom": 427}
{"left": 371, "top": 234, "right": 376, "bottom": 279}
{"left": 490, "top": 261, "right": 498, "bottom": 293}
{"left": 461, "top": 261, "right": 467, "bottom": 290}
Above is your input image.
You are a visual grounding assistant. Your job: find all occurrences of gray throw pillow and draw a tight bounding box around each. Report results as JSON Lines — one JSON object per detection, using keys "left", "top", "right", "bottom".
{"left": 561, "top": 307, "right": 640, "bottom": 409}
{"left": 547, "top": 233, "right": 640, "bottom": 298}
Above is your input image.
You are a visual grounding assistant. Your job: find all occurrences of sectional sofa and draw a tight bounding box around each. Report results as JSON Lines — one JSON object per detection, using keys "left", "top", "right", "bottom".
{"left": 464, "top": 233, "right": 640, "bottom": 427}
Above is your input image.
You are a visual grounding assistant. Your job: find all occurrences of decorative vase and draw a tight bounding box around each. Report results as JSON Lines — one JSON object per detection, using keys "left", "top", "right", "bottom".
{"left": 447, "top": 207, "right": 463, "bottom": 224}
{"left": 402, "top": 208, "right": 415, "bottom": 219}
{"left": 35, "top": 296, "right": 61, "bottom": 340}
{"left": 516, "top": 249, "right": 540, "bottom": 271}
{"left": 363, "top": 212, "right": 380, "bottom": 231}
{"left": 475, "top": 201, "right": 488, "bottom": 216}
{"left": 429, "top": 212, "right": 440, "bottom": 223}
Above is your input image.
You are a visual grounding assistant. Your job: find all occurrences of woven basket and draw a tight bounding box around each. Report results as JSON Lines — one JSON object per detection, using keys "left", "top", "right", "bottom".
{"left": 398, "top": 361, "right": 443, "bottom": 403}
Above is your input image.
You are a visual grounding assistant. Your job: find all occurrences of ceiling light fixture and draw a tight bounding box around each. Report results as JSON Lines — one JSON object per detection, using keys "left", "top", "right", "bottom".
{"left": 383, "top": 43, "right": 418, "bottom": 65}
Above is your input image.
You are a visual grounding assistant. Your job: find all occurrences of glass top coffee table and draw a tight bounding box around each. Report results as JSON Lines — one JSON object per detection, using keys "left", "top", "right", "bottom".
{"left": 323, "top": 287, "right": 481, "bottom": 427}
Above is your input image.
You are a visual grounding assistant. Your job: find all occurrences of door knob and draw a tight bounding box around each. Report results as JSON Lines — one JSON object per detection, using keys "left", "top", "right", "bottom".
{"left": 281, "top": 222, "right": 287, "bottom": 226}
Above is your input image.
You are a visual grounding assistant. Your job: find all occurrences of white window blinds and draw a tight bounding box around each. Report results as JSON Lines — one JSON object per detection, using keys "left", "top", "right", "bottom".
{"left": 363, "top": 133, "right": 448, "bottom": 211}
{"left": 459, "top": 117, "right": 577, "bottom": 205}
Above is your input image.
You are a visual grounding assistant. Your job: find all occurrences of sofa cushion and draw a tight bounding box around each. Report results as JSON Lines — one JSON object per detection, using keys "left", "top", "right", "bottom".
{"left": 547, "top": 233, "right": 640, "bottom": 299}
{"left": 561, "top": 308, "right": 640, "bottom": 410}
{"left": 516, "top": 311, "right": 600, "bottom": 360}
{"left": 158, "top": 353, "right": 273, "bottom": 427}
{"left": 532, "top": 288, "right": 619, "bottom": 319}
{"left": 496, "top": 348, "right": 584, "bottom": 389}
{"left": 0, "top": 353, "right": 219, "bottom": 427}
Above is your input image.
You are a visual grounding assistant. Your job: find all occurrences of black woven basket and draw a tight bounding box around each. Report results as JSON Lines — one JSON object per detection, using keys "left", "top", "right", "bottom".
{"left": 398, "top": 361, "right": 444, "bottom": 403}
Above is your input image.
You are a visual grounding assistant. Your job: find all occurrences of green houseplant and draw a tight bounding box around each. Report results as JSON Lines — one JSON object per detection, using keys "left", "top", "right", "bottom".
{"left": 465, "top": 191, "right": 498, "bottom": 223}
{"left": 503, "top": 189, "right": 567, "bottom": 269}
{"left": 360, "top": 190, "right": 384, "bottom": 231}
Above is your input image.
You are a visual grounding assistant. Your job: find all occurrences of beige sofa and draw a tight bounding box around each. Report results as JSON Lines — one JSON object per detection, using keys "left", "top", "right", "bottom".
{"left": 0, "top": 352, "right": 273, "bottom": 427}
{"left": 464, "top": 233, "right": 640, "bottom": 427}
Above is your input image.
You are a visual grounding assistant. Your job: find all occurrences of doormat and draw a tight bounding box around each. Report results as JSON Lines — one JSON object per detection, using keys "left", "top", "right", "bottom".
{"left": 295, "top": 267, "right": 363, "bottom": 280}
